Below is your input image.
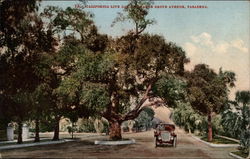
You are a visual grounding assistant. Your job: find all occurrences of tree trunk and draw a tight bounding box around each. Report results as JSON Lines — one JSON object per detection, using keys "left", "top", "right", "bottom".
{"left": 17, "top": 121, "right": 23, "bottom": 144}
{"left": 71, "top": 122, "right": 74, "bottom": 139}
{"left": 109, "top": 120, "right": 122, "bottom": 140}
{"left": 52, "top": 117, "right": 60, "bottom": 141}
{"left": 207, "top": 112, "right": 213, "bottom": 142}
{"left": 34, "top": 118, "right": 40, "bottom": 142}
{"left": 247, "top": 148, "right": 250, "bottom": 159}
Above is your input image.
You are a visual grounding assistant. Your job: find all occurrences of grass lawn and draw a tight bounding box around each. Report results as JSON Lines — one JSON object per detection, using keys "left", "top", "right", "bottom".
{"left": 232, "top": 151, "right": 249, "bottom": 158}
{"left": 201, "top": 136, "right": 238, "bottom": 144}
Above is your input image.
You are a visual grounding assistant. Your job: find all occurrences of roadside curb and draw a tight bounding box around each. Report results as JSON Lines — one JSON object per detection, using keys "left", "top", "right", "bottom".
{"left": 191, "top": 135, "right": 239, "bottom": 148}
{"left": 229, "top": 152, "right": 245, "bottom": 159}
{"left": 0, "top": 138, "right": 51, "bottom": 145}
{"left": 0, "top": 139, "right": 74, "bottom": 151}
{"left": 216, "top": 135, "right": 240, "bottom": 143}
{"left": 94, "top": 139, "right": 136, "bottom": 145}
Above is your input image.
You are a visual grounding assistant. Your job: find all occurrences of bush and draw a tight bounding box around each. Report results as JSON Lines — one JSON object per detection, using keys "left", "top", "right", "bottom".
{"left": 173, "top": 103, "right": 225, "bottom": 137}
{"left": 67, "top": 125, "right": 77, "bottom": 134}
{"left": 134, "top": 107, "right": 155, "bottom": 131}
{"left": 239, "top": 130, "right": 250, "bottom": 155}
{"left": 173, "top": 102, "right": 205, "bottom": 134}
{"left": 78, "top": 118, "right": 96, "bottom": 133}
{"left": 39, "top": 121, "right": 54, "bottom": 132}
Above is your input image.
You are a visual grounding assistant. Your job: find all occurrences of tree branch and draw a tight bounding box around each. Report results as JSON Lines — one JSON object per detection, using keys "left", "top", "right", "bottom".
{"left": 121, "top": 83, "right": 153, "bottom": 121}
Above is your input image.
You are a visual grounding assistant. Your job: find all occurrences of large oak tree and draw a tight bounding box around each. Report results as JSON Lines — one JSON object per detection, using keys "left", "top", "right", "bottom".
{"left": 47, "top": 0, "right": 188, "bottom": 140}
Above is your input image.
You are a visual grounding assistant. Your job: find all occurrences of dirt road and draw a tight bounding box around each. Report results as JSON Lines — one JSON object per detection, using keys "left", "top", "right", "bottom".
{"left": 0, "top": 107, "right": 235, "bottom": 158}
{"left": 1, "top": 129, "right": 235, "bottom": 158}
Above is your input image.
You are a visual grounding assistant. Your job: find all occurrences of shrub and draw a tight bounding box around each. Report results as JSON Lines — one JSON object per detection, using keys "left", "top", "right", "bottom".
{"left": 78, "top": 118, "right": 96, "bottom": 133}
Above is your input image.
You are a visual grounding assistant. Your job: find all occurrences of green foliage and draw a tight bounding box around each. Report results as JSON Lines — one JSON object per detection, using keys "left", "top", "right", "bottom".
{"left": 221, "top": 91, "right": 250, "bottom": 155}
{"left": 55, "top": 38, "right": 86, "bottom": 70}
{"left": 187, "top": 64, "right": 235, "bottom": 115}
{"left": 67, "top": 124, "right": 77, "bottom": 134}
{"left": 221, "top": 104, "right": 243, "bottom": 139}
{"left": 142, "top": 107, "right": 155, "bottom": 119}
{"left": 112, "top": 0, "right": 154, "bottom": 35}
{"left": 40, "top": 121, "right": 54, "bottom": 132}
{"left": 232, "top": 151, "right": 249, "bottom": 158}
{"left": 134, "top": 107, "right": 155, "bottom": 130}
{"left": 42, "top": 6, "right": 107, "bottom": 52}
{"left": 78, "top": 118, "right": 96, "bottom": 133}
{"left": 240, "top": 131, "right": 250, "bottom": 154}
{"left": 201, "top": 136, "right": 238, "bottom": 144}
{"left": 115, "top": 34, "right": 186, "bottom": 76}
{"left": 54, "top": 77, "right": 80, "bottom": 104}
{"left": 153, "top": 76, "right": 187, "bottom": 108}
{"left": 0, "top": 1, "right": 189, "bottom": 141}
{"left": 221, "top": 97, "right": 250, "bottom": 139}
{"left": 42, "top": 6, "right": 93, "bottom": 35}
{"left": 0, "top": 1, "right": 57, "bottom": 139}
{"left": 80, "top": 83, "right": 110, "bottom": 114}
{"left": 173, "top": 102, "right": 205, "bottom": 133}
{"left": 173, "top": 102, "right": 225, "bottom": 136}
{"left": 76, "top": 52, "right": 116, "bottom": 82}
{"left": 211, "top": 115, "right": 225, "bottom": 136}
{"left": 235, "top": 90, "right": 250, "bottom": 106}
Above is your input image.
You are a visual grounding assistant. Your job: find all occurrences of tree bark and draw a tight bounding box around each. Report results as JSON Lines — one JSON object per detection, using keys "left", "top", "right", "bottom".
{"left": 71, "top": 122, "right": 74, "bottom": 139}
{"left": 52, "top": 117, "right": 60, "bottom": 141}
{"left": 109, "top": 120, "right": 122, "bottom": 140}
{"left": 104, "top": 83, "right": 156, "bottom": 140}
{"left": 17, "top": 121, "right": 23, "bottom": 144}
{"left": 207, "top": 112, "right": 213, "bottom": 142}
{"left": 34, "top": 118, "right": 40, "bottom": 142}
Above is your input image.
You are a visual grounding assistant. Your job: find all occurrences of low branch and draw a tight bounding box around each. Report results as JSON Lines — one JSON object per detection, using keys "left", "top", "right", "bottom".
{"left": 121, "top": 83, "right": 153, "bottom": 121}
{"left": 144, "top": 97, "right": 165, "bottom": 107}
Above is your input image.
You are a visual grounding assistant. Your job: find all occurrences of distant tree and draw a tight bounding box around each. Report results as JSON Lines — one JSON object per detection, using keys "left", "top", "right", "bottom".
{"left": 221, "top": 91, "right": 250, "bottom": 157}
{"left": 236, "top": 91, "right": 250, "bottom": 106}
{"left": 173, "top": 102, "right": 204, "bottom": 134}
{"left": 134, "top": 107, "right": 155, "bottom": 131}
{"left": 186, "top": 64, "right": 236, "bottom": 141}
{"left": 65, "top": 108, "right": 78, "bottom": 139}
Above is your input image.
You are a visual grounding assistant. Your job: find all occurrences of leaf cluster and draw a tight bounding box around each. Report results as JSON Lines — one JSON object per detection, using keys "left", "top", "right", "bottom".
{"left": 186, "top": 64, "right": 236, "bottom": 115}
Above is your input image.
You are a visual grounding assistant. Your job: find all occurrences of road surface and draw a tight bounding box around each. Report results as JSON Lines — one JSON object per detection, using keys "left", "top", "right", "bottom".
{"left": 0, "top": 129, "right": 236, "bottom": 158}
{"left": 0, "top": 107, "right": 235, "bottom": 158}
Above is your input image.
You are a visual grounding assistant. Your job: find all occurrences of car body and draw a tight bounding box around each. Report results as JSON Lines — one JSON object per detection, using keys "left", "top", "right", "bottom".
{"left": 154, "top": 123, "right": 177, "bottom": 147}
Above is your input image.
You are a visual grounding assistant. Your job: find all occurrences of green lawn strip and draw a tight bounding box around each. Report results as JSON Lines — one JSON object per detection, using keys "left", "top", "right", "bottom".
{"left": 232, "top": 151, "right": 248, "bottom": 158}
{"left": 201, "top": 136, "right": 238, "bottom": 144}
{"left": 0, "top": 139, "right": 52, "bottom": 147}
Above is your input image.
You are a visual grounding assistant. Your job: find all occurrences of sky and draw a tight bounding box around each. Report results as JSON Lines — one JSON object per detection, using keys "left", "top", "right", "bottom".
{"left": 41, "top": 0, "right": 250, "bottom": 99}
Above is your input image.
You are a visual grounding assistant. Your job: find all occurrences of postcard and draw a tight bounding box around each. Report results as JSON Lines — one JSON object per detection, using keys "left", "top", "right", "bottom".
{"left": 0, "top": 0, "right": 249, "bottom": 158}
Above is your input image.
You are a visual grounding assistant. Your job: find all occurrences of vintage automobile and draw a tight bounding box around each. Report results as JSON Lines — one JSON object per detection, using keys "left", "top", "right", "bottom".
{"left": 154, "top": 123, "right": 177, "bottom": 147}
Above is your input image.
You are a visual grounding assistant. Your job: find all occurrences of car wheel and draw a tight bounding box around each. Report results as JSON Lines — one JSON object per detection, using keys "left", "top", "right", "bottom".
{"left": 173, "top": 137, "right": 177, "bottom": 147}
